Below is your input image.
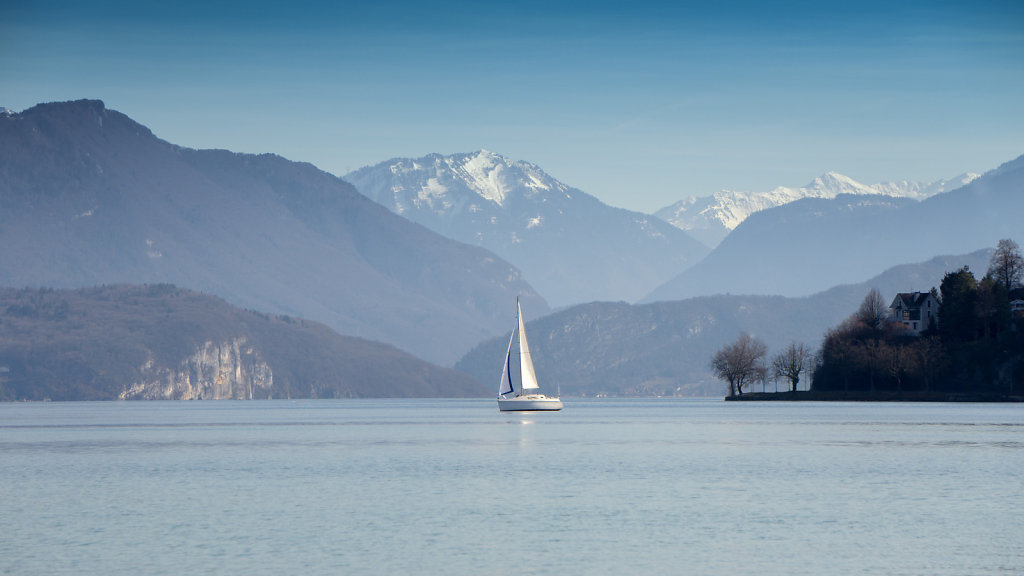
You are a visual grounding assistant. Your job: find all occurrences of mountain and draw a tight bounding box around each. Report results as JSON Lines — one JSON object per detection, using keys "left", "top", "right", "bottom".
{"left": 645, "top": 194, "right": 916, "bottom": 302}
{"left": 0, "top": 284, "right": 487, "bottom": 400}
{"left": 456, "top": 249, "right": 993, "bottom": 397}
{"left": 345, "top": 151, "right": 709, "bottom": 307}
{"left": 0, "top": 100, "right": 547, "bottom": 365}
{"left": 644, "top": 154, "right": 1022, "bottom": 303}
{"left": 655, "top": 171, "right": 979, "bottom": 247}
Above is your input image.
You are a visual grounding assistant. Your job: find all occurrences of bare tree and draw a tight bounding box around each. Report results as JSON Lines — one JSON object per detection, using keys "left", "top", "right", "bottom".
{"left": 987, "top": 238, "right": 1023, "bottom": 293}
{"left": 711, "top": 332, "right": 767, "bottom": 397}
{"left": 772, "top": 341, "right": 813, "bottom": 392}
{"left": 856, "top": 288, "right": 889, "bottom": 332}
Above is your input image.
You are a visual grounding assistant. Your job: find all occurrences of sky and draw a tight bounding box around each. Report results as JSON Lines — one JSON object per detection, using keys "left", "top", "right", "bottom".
{"left": 2, "top": 0, "right": 1023, "bottom": 212}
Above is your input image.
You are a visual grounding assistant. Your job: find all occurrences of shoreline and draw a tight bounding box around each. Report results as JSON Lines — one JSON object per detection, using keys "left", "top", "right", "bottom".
{"left": 725, "top": 390, "right": 1024, "bottom": 402}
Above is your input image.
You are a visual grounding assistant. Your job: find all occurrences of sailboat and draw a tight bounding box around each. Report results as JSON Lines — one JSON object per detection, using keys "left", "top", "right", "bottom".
{"left": 497, "top": 298, "right": 563, "bottom": 411}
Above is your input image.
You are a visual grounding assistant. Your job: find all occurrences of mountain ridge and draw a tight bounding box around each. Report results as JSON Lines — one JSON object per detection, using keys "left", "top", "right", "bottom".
{"left": 0, "top": 99, "right": 547, "bottom": 365}
{"left": 643, "top": 154, "right": 1022, "bottom": 303}
{"left": 655, "top": 170, "right": 979, "bottom": 247}
{"left": 345, "top": 150, "right": 710, "bottom": 307}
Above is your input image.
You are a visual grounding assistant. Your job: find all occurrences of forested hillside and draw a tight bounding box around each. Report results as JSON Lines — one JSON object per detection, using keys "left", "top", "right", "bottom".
{"left": 0, "top": 284, "right": 486, "bottom": 401}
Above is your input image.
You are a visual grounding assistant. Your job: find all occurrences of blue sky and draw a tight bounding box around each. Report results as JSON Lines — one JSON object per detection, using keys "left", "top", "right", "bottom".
{"left": 3, "top": 0, "right": 1022, "bottom": 212}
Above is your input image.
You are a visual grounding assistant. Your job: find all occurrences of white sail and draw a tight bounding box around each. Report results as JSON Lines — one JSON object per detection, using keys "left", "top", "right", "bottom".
{"left": 498, "top": 329, "right": 515, "bottom": 396}
{"left": 517, "top": 299, "right": 540, "bottom": 390}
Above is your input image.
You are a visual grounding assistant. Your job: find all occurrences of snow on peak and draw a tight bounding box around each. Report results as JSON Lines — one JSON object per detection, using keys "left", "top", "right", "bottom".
{"left": 345, "top": 150, "right": 573, "bottom": 225}
{"left": 413, "top": 150, "right": 565, "bottom": 208}
{"left": 810, "top": 171, "right": 875, "bottom": 195}
{"left": 655, "top": 170, "right": 975, "bottom": 247}
{"left": 458, "top": 150, "right": 514, "bottom": 205}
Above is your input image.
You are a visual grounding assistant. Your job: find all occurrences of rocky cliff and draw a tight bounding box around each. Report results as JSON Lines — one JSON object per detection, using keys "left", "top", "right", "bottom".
{"left": 121, "top": 338, "right": 275, "bottom": 400}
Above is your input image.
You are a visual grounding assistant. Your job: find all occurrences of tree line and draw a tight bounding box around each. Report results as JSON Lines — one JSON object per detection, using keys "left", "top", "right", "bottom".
{"left": 712, "top": 239, "right": 1024, "bottom": 398}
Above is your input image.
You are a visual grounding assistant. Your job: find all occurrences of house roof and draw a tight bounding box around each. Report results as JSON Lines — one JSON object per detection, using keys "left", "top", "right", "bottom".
{"left": 891, "top": 292, "right": 933, "bottom": 308}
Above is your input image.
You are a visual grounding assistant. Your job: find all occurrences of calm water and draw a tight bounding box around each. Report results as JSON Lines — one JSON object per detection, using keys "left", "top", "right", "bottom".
{"left": 1, "top": 399, "right": 1022, "bottom": 575}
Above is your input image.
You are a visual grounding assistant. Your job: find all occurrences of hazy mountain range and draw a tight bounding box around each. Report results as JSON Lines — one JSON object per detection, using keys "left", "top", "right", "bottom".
{"left": 457, "top": 249, "right": 994, "bottom": 397}
{"left": 345, "top": 151, "right": 709, "bottom": 307}
{"left": 0, "top": 100, "right": 546, "bottom": 366}
{"left": 655, "top": 171, "right": 980, "bottom": 247}
{"left": 2, "top": 98, "right": 1020, "bottom": 399}
{"left": 643, "top": 155, "right": 1023, "bottom": 303}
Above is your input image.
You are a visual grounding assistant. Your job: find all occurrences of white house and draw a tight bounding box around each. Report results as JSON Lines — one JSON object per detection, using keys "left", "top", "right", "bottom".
{"left": 890, "top": 292, "right": 939, "bottom": 334}
{"left": 1011, "top": 299, "right": 1024, "bottom": 316}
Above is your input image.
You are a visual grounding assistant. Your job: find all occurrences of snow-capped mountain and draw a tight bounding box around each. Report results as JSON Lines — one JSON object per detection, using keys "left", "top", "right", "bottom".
{"left": 643, "top": 154, "right": 1022, "bottom": 303}
{"left": 345, "top": 150, "right": 709, "bottom": 307}
{"left": 655, "top": 171, "right": 979, "bottom": 247}
{"left": 348, "top": 150, "right": 564, "bottom": 219}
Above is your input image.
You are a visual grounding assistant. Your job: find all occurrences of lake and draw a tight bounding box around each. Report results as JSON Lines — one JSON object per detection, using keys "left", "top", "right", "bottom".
{"left": 1, "top": 399, "right": 1021, "bottom": 575}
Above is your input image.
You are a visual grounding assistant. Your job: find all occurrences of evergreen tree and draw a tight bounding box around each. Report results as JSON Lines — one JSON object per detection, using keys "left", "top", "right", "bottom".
{"left": 939, "top": 266, "right": 979, "bottom": 343}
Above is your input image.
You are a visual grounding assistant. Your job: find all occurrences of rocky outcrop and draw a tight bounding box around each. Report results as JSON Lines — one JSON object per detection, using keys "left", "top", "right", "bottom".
{"left": 122, "top": 338, "right": 273, "bottom": 400}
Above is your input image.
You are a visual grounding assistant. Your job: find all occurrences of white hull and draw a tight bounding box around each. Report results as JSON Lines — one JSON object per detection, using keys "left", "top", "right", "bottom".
{"left": 498, "top": 395, "right": 563, "bottom": 412}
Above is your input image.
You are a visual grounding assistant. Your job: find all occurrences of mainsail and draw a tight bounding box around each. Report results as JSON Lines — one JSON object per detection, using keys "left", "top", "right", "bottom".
{"left": 517, "top": 299, "right": 540, "bottom": 390}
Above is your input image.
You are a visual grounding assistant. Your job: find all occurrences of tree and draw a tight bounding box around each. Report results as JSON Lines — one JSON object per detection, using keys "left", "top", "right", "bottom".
{"left": 772, "top": 341, "right": 813, "bottom": 392}
{"left": 987, "top": 238, "right": 1024, "bottom": 293}
{"left": 977, "top": 274, "right": 1011, "bottom": 338}
{"left": 711, "top": 332, "right": 767, "bottom": 397}
{"left": 856, "top": 288, "right": 889, "bottom": 333}
{"left": 914, "top": 336, "right": 947, "bottom": 393}
{"left": 939, "top": 266, "right": 979, "bottom": 343}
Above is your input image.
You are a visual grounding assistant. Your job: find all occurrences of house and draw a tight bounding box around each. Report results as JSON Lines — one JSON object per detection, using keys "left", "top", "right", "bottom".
{"left": 1011, "top": 299, "right": 1024, "bottom": 317}
{"left": 889, "top": 292, "right": 939, "bottom": 334}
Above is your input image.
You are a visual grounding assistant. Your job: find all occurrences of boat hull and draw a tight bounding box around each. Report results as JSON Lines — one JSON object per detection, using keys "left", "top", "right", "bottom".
{"left": 498, "top": 395, "right": 563, "bottom": 412}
